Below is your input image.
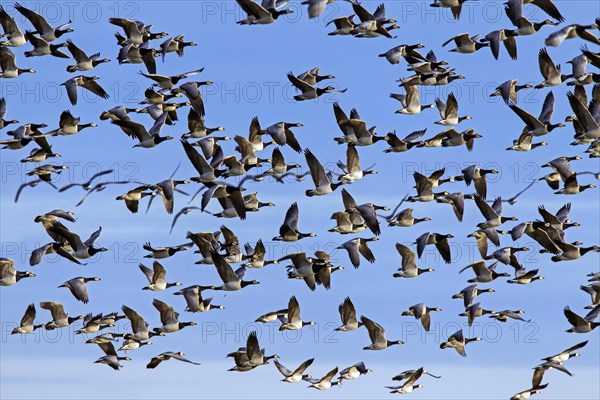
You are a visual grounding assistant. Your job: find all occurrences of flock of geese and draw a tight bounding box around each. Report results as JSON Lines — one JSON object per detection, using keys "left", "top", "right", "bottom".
{"left": 1, "top": 0, "right": 599, "bottom": 398}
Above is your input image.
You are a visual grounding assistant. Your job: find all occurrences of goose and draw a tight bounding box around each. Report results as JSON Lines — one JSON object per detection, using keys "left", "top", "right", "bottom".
{"left": 159, "top": 35, "right": 197, "bottom": 62}
{"left": 507, "top": 269, "right": 544, "bottom": 284}
{"left": 440, "top": 128, "right": 481, "bottom": 151}
{"left": 581, "top": 284, "right": 600, "bottom": 308}
{"left": 510, "top": 92, "right": 564, "bottom": 136}
{"left": 442, "top": 33, "right": 489, "bottom": 53}
{"left": 39, "top": 301, "right": 83, "bottom": 329}
{"left": 401, "top": 303, "right": 441, "bottom": 331}
{"left": 117, "top": 42, "right": 158, "bottom": 74}
{"left": 259, "top": 121, "right": 303, "bottom": 152}
{"left": 407, "top": 172, "right": 449, "bottom": 202}
{"left": 273, "top": 202, "right": 316, "bottom": 241}
{"left": 435, "top": 93, "right": 471, "bottom": 126}
{"left": 386, "top": 367, "right": 424, "bottom": 394}
{"left": 174, "top": 285, "right": 221, "bottom": 312}
{"left": 150, "top": 178, "right": 190, "bottom": 214}
{"left": 566, "top": 54, "right": 593, "bottom": 86}
{"left": 473, "top": 195, "right": 517, "bottom": 228}
{"left": 452, "top": 284, "right": 495, "bottom": 307}
{"left": 48, "top": 110, "right": 97, "bottom": 136}
{"left": 236, "top": 0, "right": 293, "bottom": 25}
{"left": 201, "top": 181, "right": 248, "bottom": 220}
{"left": 61, "top": 75, "right": 109, "bottom": 105}
{"left": 301, "top": 0, "right": 335, "bottom": 18}
{"left": 121, "top": 305, "right": 165, "bottom": 341}
{"left": 172, "top": 81, "right": 211, "bottom": 117}
{"left": 535, "top": 48, "right": 570, "bottom": 88}
{"left": 440, "top": 329, "right": 481, "bottom": 356}
{"left": 58, "top": 169, "right": 115, "bottom": 192}
{"left": 460, "top": 302, "right": 497, "bottom": 327}
{"left": 430, "top": 0, "right": 470, "bottom": 19}
{"left": 460, "top": 165, "right": 498, "bottom": 200}
{"left": 563, "top": 305, "right": 600, "bottom": 333}
{"left": 58, "top": 277, "right": 101, "bottom": 303}
{"left": 14, "top": 3, "right": 73, "bottom": 42}
{"left": 567, "top": 91, "right": 600, "bottom": 142}
{"left": 140, "top": 87, "right": 181, "bottom": 105}
{"left": 256, "top": 309, "right": 288, "bottom": 323}
{"left": 391, "top": 88, "right": 434, "bottom": 115}
{"left": 393, "top": 368, "right": 441, "bottom": 380}
{"left": 361, "top": 315, "right": 404, "bottom": 350}
{"left": 241, "top": 239, "right": 277, "bottom": 268}
{"left": 467, "top": 228, "right": 504, "bottom": 258}
{"left": 26, "top": 164, "right": 68, "bottom": 182}
{"left": 326, "top": 15, "right": 356, "bottom": 36}
{"left": 348, "top": 0, "right": 396, "bottom": 34}
{"left": 406, "top": 50, "right": 449, "bottom": 73}
{"left": 244, "top": 116, "right": 276, "bottom": 152}
{"left": 353, "top": 23, "right": 399, "bottom": 39}
{"left": 0, "top": 47, "right": 34, "bottom": 77}
{"left": 338, "top": 362, "right": 371, "bottom": 382}
{"left": 388, "top": 208, "right": 431, "bottom": 227}
{"left": 311, "top": 255, "right": 344, "bottom": 291}
{"left": 147, "top": 351, "right": 201, "bottom": 369}
{"left": 11, "top": 304, "right": 42, "bottom": 334}
{"left": 538, "top": 203, "right": 577, "bottom": 230}
{"left": 485, "top": 246, "right": 528, "bottom": 271}
{"left": 507, "top": 133, "right": 548, "bottom": 151}
{"left": 47, "top": 224, "right": 107, "bottom": 259}
{"left": 231, "top": 135, "right": 270, "bottom": 167}
{"left": 460, "top": 260, "right": 510, "bottom": 283}
{"left": 287, "top": 72, "right": 342, "bottom": 101}
{"left": 550, "top": 241, "right": 600, "bottom": 261}
{"left": 305, "top": 148, "right": 347, "bottom": 196}
{"left": 335, "top": 297, "right": 363, "bottom": 331}
{"left": 0, "top": 6, "right": 25, "bottom": 47}
{"left": 554, "top": 173, "right": 596, "bottom": 195}
{"left": 545, "top": 20, "right": 600, "bottom": 47}
{"left": 296, "top": 68, "right": 334, "bottom": 86}
{"left": 0, "top": 97, "right": 18, "bottom": 129}
{"left": 337, "top": 237, "right": 377, "bottom": 268}
{"left": 340, "top": 189, "right": 387, "bottom": 235}
{"left": 581, "top": 45, "right": 600, "bottom": 69}
{"left": 152, "top": 298, "right": 196, "bottom": 334}
{"left": 139, "top": 68, "right": 204, "bottom": 89}
{"left": 228, "top": 331, "right": 278, "bottom": 371}
{"left": 278, "top": 252, "right": 317, "bottom": 290}
{"left": 436, "top": 192, "right": 465, "bottom": 221}
{"left": 75, "top": 313, "right": 114, "bottom": 335}
{"left": 116, "top": 185, "right": 156, "bottom": 213}
{"left": 542, "top": 341, "right": 588, "bottom": 363}
{"left": 65, "top": 40, "right": 110, "bottom": 72}
{"left": 143, "top": 242, "right": 192, "bottom": 259}
{"left": 329, "top": 210, "right": 366, "bottom": 234}
{"left": 191, "top": 137, "right": 230, "bottom": 160}
{"left": 414, "top": 232, "right": 453, "bottom": 264}
{"left": 491, "top": 80, "right": 533, "bottom": 104}
{"left": 109, "top": 18, "right": 155, "bottom": 45}
{"left": 332, "top": 102, "right": 373, "bottom": 144}
{"left": 489, "top": 310, "right": 530, "bottom": 322}
{"left": 265, "top": 147, "right": 301, "bottom": 176}
{"left": 23, "top": 31, "right": 68, "bottom": 58}
{"left": 505, "top": 1, "right": 558, "bottom": 35}
{"left": 243, "top": 192, "right": 275, "bottom": 212}
{"left": 531, "top": 362, "right": 572, "bottom": 388}
{"left": 118, "top": 339, "right": 152, "bottom": 351}
{"left": 511, "top": 384, "right": 548, "bottom": 400}
{"left": 181, "top": 138, "right": 223, "bottom": 183}
{"left": 306, "top": 367, "right": 341, "bottom": 390}
{"left": 94, "top": 342, "right": 131, "bottom": 370}
{"left": 212, "top": 251, "right": 259, "bottom": 291}
{"left": 139, "top": 261, "right": 181, "bottom": 291}
{"left": 278, "top": 296, "right": 315, "bottom": 331}
{"left": 337, "top": 146, "right": 377, "bottom": 183}
{"left": 484, "top": 29, "right": 518, "bottom": 60}
{"left": 379, "top": 43, "right": 425, "bottom": 65}
{"left": 393, "top": 243, "right": 435, "bottom": 278}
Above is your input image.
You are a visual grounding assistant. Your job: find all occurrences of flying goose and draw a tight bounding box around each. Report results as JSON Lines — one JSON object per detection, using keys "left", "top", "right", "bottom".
{"left": 275, "top": 357, "right": 315, "bottom": 382}
{"left": 581, "top": 284, "right": 600, "bottom": 308}
{"left": 94, "top": 342, "right": 131, "bottom": 370}
{"left": 467, "top": 228, "right": 504, "bottom": 258}
{"left": 39, "top": 301, "right": 83, "bottom": 329}
{"left": 548, "top": 241, "right": 600, "bottom": 261}
{"left": 211, "top": 251, "right": 259, "bottom": 291}
{"left": 484, "top": 29, "right": 518, "bottom": 60}
{"left": 440, "top": 329, "right": 481, "bottom": 356}
{"left": 460, "top": 261, "right": 509, "bottom": 283}
{"left": 147, "top": 351, "right": 201, "bottom": 369}
{"left": 460, "top": 165, "right": 498, "bottom": 199}
{"left": 414, "top": 232, "right": 453, "bottom": 264}
{"left": 302, "top": 0, "right": 334, "bottom": 18}
{"left": 563, "top": 305, "right": 600, "bottom": 333}
{"left": 535, "top": 48, "right": 570, "bottom": 88}
{"left": 442, "top": 33, "right": 489, "bottom": 53}
{"left": 65, "top": 40, "right": 110, "bottom": 72}
{"left": 287, "top": 72, "right": 343, "bottom": 101}
{"left": 117, "top": 42, "right": 158, "bottom": 73}
{"left": 47, "top": 224, "right": 107, "bottom": 259}
{"left": 48, "top": 110, "right": 97, "bottom": 136}
{"left": 119, "top": 339, "right": 152, "bottom": 351}
{"left": 436, "top": 192, "right": 466, "bottom": 221}
{"left": 174, "top": 285, "right": 221, "bottom": 313}
{"left": 121, "top": 305, "right": 165, "bottom": 341}
{"left": 75, "top": 313, "right": 114, "bottom": 335}
{"left": 306, "top": 367, "right": 341, "bottom": 390}
{"left": 491, "top": 80, "right": 533, "bottom": 104}
{"left": 452, "top": 284, "right": 495, "bottom": 307}
{"left": 259, "top": 121, "right": 303, "bottom": 152}
{"left": 407, "top": 172, "right": 449, "bottom": 202}
{"left": 361, "top": 315, "right": 404, "bottom": 350}
{"left": 242, "top": 239, "right": 278, "bottom": 268}
{"left": 388, "top": 208, "right": 431, "bottom": 227}
{"left": 542, "top": 341, "right": 588, "bottom": 363}
{"left": 305, "top": 148, "right": 347, "bottom": 196}
{"left": 507, "top": 132, "right": 548, "bottom": 151}
{"left": 139, "top": 68, "right": 204, "bottom": 89}
{"left": 143, "top": 242, "right": 192, "bottom": 259}
{"left": 474, "top": 195, "right": 518, "bottom": 228}
{"left": 116, "top": 185, "right": 156, "bottom": 213}
{"left": 507, "top": 269, "right": 544, "bottom": 284}
{"left": 278, "top": 252, "right": 317, "bottom": 291}
{"left": 567, "top": 91, "right": 600, "bottom": 142}
{"left": 335, "top": 297, "right": 363, "bottom": 331}
{"left": 391, "top": 88, "right": 434, "bottom": 116}
{"left": 341, "top": 189, "right": 387, "bottom": 235}
{"left": 256, "top": 309, "right": 288, "bottom": 323}
{"left": 109, "top": 18, "right": 156, "bottom": 45}
{"left": 531, "top": 362, "right": 572, "bottom": 388}
{"left": 58, "top": 277, "right": 100, "bottom": 303}
{"left": 0, "top": 47, "right": 34, "bottom": 78}
{"left": 26, "top": 164, "right": 67, "bottom": 182}
{"left": 272, "top": 202, "right": 316, "bottom": 241}
{"left": 489, "top": 309, "right": 530, "bottom": 322}
{"left": 139, "top": 261, "right": 181, "bottom": 291}
{"left": 228, "top": 331, "right": 278, "bottom": 371}
{"left": 393, "top": 368, "right": 441, "bottom": 380}
{"left": 337, "top": 146, "right": 377, "bottom": 182}
{"left": 393, "top": 243, "right": 435, "bottom": 278}
{"left": 386, "top": 367, "right": 424, "bottom": 394}
{"left": 0, "top": 6, "right": 25, "bottom": 47}
{"left": 338, "top": 362, "right": 371, "bottom": 382}
{"left": 278, "top": 296, "right": 315, "bottom": 331}
{"left": 23, "top": 31, "right": 68, "bottom": 58}
{"left": 379, "top": 43, "right": 425, "bottom": 65}
{"left": 430, "top": 0, "right": 470, "bottom": 20}
{"left": 401, "top": 303, "right": 442, "bottom": 331}
{"left": 460, "top": 302, "right": 497, "bottom": 327}
{"left": 326, "top": 15, "right": 356, "bottom": 36}
{"left": 505, "top": 1, "right": 559, "bottom": 35}
{"left": 11, "top": 304, "right": 42, "bottom": 334}
{"left": 510, "top": 384, "right": 548, "bottom": 400}
{"left": 172, "top": 81, "right": 211, "bottom": 117}
{"left": 348, "top": 0, "right": 396, "bottom": 34}
{"left": 14, "top": 3, "right": 73, "bottom": 42}
{"left": 112, "top": 112, "right": 172, "bottom": 148}
{"left": 554, "top": 173, "right": 596, "bottom": 195}
{"left": 236, "top": 0, "right": 293, "bottom": 25}
{"left": 0, "top": 97, "right": 18, "bottom": 130}
{"left": 337, "top": 237, "right": 377, "bottom": 268}
{"left": 159, "top": 35, "right": 197, "bottom": 62}
{"left": 152, "top": 298, "right": 196, "bottom": 334}
{"left": 61, "top": 75, "right": 109, "bottom": 105}
{"left": 510, "top": 91, "right": 564, "bottom": 136}
{"left": 441, "top": 128, "right": 482, "bottom": 151}
{"left": 264, "top": 147, "right": 301, "bottom": 176}
{"left": 545, "top": 20, "right": 600, "bottom": 47}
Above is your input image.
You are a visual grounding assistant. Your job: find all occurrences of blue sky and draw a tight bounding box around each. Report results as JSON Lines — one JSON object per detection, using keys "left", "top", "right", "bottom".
{"left": 1, "top": 0, "right": 599, "bottom": 398}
